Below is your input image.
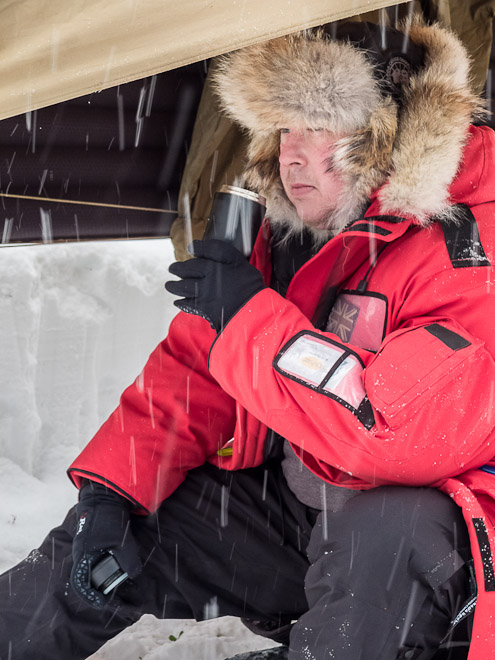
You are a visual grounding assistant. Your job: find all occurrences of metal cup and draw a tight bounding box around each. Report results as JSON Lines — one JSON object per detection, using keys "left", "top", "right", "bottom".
{"left": 202, "top": 185, "right": 266, "bottom": 258}
{"left": 90, "top": 554, "right": 128, "bottom": 595}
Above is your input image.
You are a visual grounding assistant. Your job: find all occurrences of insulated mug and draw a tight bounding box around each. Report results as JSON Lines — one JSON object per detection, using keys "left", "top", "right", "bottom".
{"left": 203, "top": 185, "right": 266, "bottom": 257}
{"left": 91, "top": 554, "right": 128, "bottom": 594}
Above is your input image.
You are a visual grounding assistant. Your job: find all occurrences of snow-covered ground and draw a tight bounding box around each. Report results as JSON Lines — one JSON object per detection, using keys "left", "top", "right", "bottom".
{"left": 0, "top": 238, "right": 274, "bottom": 659}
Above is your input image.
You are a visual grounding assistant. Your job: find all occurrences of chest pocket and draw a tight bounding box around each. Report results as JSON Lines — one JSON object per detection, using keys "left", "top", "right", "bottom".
{"left": 325, "top": 290, "right": 388, "bottom": 352}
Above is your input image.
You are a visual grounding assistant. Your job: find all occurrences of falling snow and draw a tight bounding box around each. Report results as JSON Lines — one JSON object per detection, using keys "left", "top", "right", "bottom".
{"left": 0, "top": 239, "right": 275, "bottom": 657}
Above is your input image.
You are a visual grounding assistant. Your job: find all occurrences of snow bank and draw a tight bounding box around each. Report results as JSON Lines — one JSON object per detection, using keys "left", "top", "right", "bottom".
{"left": 88, "top": 616, "right": 277, "bottom": 660}
{"left": 0, "top": 239, "right": 177, "bottom": 570}
{"left": 0, "top": 239, "right": 273, "bottom": 658}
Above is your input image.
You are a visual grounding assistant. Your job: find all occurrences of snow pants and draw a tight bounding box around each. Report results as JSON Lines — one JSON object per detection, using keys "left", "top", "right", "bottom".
{"left": 0, "top": 460, "right": 473, "bottom": 660}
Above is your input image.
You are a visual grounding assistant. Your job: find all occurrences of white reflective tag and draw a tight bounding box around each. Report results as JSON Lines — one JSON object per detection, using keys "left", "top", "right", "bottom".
{"left": 277, "top": 335, "right": 345, "bottom": 387}
{"left": 323, "top": 355, "right": 366, "bottom": 409}
{"left": 276, "top": 333, "right": 366, "bottom": 410}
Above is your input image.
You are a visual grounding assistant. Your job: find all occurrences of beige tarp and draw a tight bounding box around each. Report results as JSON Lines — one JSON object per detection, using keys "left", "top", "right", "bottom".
{"left": 0, "top": 0, "right": 408, "bottom": 121}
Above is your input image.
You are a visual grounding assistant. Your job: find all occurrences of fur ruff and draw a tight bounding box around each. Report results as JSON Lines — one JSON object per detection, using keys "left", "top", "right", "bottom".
{"left": 213, "top": 19, "right": 484, "bottom": 236}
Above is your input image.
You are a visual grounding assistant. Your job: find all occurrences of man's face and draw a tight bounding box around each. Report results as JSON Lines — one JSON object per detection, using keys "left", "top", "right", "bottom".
{"left": 279, "top": 128, "right": 345, "bottom": 229}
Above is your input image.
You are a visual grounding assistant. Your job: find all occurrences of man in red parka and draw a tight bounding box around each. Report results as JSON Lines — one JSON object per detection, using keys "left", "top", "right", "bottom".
{"left": 1, "top": 18, "right": 495, "bottom": 660}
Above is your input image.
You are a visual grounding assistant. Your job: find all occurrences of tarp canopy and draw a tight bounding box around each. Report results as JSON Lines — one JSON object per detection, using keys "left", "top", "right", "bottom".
{"left": 0, "top": 0, "right": 408, "bottom": 121}
{"left": 1, "top": 0, "right": 492, "bottom": 246}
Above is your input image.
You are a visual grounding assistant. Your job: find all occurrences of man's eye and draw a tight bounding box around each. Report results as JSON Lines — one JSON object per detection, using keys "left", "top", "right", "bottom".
{"left": 280, "top": 128, "right": 290, "bottom": 134}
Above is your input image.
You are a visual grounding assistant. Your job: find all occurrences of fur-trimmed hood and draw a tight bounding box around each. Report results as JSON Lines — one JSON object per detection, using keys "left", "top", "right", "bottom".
{"left": 213, "top": 19, "right": 485, "bottom": 237}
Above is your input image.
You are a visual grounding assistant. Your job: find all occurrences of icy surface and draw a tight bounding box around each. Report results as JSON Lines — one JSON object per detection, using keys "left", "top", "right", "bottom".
{"left": 87, "top": 615, "right": 276, "bottom": 659}
{"left": 0, "top": 239, "right": 273, "bottom": 658}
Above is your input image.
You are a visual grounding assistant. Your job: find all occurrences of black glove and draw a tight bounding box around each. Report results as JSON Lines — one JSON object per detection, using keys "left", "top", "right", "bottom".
{"left": 70, "top": 481, "right": 142, "bottom": 608}
{"left": 165, "top": 239, "right": 265, "bottom": 333}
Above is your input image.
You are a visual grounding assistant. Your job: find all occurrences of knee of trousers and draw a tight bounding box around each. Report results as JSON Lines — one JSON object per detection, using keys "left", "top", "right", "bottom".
{"left": 306, "top": 486, "right": 471, "bottom": 585}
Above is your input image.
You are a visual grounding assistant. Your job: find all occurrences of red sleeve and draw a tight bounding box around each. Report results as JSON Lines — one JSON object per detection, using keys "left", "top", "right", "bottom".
{"left": 68, "top": 312, "right": 236, "bottom": 513}
{"left": 208, "top": 287, "right": 495, "bottom": 487}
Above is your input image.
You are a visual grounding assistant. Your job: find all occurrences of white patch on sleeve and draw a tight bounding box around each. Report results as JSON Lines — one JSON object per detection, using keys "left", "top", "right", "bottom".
{"left": 277, "top": 335, "right": 345, "bottom": 386}
{"left": 276, "top": 333, "right": 366, "bottom": 410}
{"left": 322, "top": 355, "right": 366, "bottom": 409}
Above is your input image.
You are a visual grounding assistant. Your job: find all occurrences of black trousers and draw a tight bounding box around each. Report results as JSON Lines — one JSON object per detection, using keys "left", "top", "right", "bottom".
{"left": 0, "top": 461, "right": 472, "bottom": 660}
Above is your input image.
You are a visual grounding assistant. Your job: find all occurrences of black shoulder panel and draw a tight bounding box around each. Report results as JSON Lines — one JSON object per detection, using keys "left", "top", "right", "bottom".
{"left": 441, "top": 205, "right": 490, "bottom": 269}
{"left": 345, "top": 223, "right": 392, "bottom": 236}
{"left": 362, "top": 215, "right": 407, "bottom": 224}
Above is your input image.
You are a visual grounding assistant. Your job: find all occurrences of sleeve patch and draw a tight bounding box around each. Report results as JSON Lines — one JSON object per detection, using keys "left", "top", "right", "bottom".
{"left": 274, "top": 332, "right": 372, "bottom": 427}
{"left": 322, "top": 354, "right": 366, "bottom": 409}
{"left": 276, "top": 333, "right": 346, "bottom": 387}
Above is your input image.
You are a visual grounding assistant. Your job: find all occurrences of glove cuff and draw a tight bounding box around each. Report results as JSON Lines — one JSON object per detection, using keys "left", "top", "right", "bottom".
{"left": 79, "top": 480, "right": 132, "bottom": 509}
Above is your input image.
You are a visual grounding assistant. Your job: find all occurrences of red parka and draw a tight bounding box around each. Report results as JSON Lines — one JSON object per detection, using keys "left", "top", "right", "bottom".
{"left": 69, "top": 125, "right": 495, "bottom": 658}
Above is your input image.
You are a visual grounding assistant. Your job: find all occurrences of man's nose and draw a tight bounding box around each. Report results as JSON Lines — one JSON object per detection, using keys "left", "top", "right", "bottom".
{"left": 279, "top": 132, "right": 307, "bottom": 167}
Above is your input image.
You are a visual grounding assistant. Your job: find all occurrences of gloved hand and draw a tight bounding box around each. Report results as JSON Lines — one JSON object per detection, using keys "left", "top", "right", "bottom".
{"left": 70, "top": 481, "right": 142, "bottom": 608}
{"left": 165, "top": 239, "right": 266, "bottom": 333}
